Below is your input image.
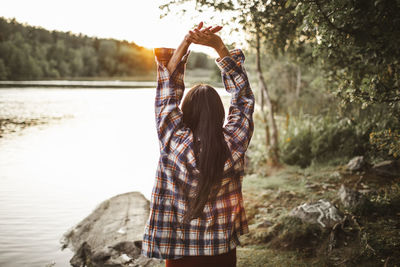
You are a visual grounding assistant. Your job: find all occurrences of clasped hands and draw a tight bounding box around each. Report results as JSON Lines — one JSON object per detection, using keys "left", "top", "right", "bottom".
{"left": 164, "top": 22, "right": 230, "bottom": 74}
{"left": 184, "top": 22, "right": 230, "bottom": 59}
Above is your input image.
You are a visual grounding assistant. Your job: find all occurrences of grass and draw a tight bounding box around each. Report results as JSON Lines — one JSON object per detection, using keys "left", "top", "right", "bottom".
{"left": 244, "top": 167, "right": 308, "bottom": 193}
{"left": 239, "top": 162, "right": 400, "bottom": 266}
{"left": 237, "top": 245, "right": 328, "bottom": 267}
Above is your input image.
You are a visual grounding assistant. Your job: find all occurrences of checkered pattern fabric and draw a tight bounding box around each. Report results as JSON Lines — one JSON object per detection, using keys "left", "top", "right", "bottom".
{"left": 141, "top": 48, "right": 255, "bottom": 260}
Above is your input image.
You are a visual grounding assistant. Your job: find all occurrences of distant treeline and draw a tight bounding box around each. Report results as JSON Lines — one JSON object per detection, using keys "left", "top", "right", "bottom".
{"left": 0, "top": 17, "right": 157, "bottom": 80}
{"left": 0, "top": 17, "right": 214, "bottom": 80}
{"left": 0, "top": 17, "right": 216, "bottom": 80}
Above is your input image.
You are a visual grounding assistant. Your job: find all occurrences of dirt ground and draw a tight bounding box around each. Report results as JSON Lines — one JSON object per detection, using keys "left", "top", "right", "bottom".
{"left": 238, "top": 164, "right": 400, "bottom": 267}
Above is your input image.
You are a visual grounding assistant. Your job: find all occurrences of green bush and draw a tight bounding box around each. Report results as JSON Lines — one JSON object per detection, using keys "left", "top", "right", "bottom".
{"left": 370, "top": 129, "right": 400, "bottom": 159}
{"left": 278, "top": 106, "right": 399, "bottom": 168}
{"left": 279, "top": 123, "right": 313, "bottom": 168}
{"left": 246, "top": 113, "right": 270, "bottom": 175}
{"left": 308, "top": 116, "right": 367, "bottom": 164}
{"left": 279, "top": 114, "right": 365, "bottom": 167}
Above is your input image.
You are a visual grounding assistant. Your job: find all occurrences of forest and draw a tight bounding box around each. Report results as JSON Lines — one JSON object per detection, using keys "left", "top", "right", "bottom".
{"left": 165, "top": 0, "right": 400, "bottom": 167}
{"left": 0, "top": 17, "right": 157, "bottom": 79}
{"left": 0, "top": 17, "right": 214, "bottom": 80}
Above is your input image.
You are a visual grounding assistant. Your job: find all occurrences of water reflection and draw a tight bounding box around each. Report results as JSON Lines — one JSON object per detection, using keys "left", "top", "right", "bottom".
{"left": 0, "top": 87, "right": 229, "bottom": 266}
{"left": 0, "top": 88, "right": 160, "bottom": 266}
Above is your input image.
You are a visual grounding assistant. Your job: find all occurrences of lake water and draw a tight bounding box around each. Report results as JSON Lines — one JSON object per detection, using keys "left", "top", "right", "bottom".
{"left": 0, "top": 83, "right": 228, "bottom": 267}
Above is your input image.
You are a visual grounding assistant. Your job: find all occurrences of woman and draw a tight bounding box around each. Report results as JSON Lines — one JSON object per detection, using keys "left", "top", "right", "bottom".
{"left": 141, "top": 22, "right": 255, "bottom": 267}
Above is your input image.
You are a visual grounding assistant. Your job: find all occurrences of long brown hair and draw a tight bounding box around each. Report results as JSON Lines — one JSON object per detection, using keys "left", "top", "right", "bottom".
{"left": 181, "top": 84, "right": 230, "bottom": 223}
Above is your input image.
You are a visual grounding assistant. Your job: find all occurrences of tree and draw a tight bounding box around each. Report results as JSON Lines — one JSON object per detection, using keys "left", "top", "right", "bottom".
{"left": 0, "top": 58, "right": 8, "bottom": 79}
{"left": 256, "top": 28, "right": 280, "bottom": 166}
{"left": 161, "top": 0, "right": 287, "bottom": 166}
{"left": 161, "top": 0, "right": 400, "bottom": 161}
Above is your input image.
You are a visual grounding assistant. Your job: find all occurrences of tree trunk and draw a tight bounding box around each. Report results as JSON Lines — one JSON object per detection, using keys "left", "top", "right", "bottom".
{"left": 265, "top": 123, "right": 271, "bottom": 147}
{"left": 256, "top": 30, "right": 280, "bottom": 166}
{"left": 258, "top": 66, "right": 270, "bottom": 146}
{"left": 296, "top": 65, "right": 301, "bottom": 98}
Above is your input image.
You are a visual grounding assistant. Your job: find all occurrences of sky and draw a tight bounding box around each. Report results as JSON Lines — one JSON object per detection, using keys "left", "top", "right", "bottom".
{"left": 0, "top": 0, "right": 245, "bottom": 55}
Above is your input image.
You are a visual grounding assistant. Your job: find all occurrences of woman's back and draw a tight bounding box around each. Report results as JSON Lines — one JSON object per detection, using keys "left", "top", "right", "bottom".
{"left": 141, "top": 24, "right": 255, "bottom": 264}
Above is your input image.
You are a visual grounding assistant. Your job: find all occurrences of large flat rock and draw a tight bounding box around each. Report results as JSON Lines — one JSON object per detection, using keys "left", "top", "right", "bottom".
{"left": 60, "top": 192, "right": 163, "bottom": 267}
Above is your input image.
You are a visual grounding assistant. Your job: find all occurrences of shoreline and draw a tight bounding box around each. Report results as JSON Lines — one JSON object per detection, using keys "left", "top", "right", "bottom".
{"left": 0, "top": 117, "right": 69, "bottom": 138}
{"left": 0, "top": 80, "right": 157, "bottom": 89}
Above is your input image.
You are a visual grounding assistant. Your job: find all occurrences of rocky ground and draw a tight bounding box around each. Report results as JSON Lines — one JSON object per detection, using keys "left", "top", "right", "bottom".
{"left": 238, "top": 157, "right": 400, "bottom": 266}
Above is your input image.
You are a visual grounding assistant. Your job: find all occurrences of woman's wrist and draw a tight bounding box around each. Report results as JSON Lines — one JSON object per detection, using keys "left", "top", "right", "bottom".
{"left": 183, "top": 35, "right": 192, "bottom": 47}
{"left": 166, "top": 38, "right": 191, "bottom": 74}
{"left": 214, "top": 41, "right": 230, "bottom": 59}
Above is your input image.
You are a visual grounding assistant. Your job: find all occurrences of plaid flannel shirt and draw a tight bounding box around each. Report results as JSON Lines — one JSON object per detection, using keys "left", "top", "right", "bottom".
{"left": 141, "top": 47, "right": 255, "bottom": 260}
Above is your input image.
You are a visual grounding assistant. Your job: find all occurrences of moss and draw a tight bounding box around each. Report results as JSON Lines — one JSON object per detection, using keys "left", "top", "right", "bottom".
{"left": 237, "top": 245, "right": 330, "bottom": 267}
{"left": 355, "top": 184, "right": 400, "bottom": 264}
{"left": 266, "top": 216, "right": 329, "bottom": 254}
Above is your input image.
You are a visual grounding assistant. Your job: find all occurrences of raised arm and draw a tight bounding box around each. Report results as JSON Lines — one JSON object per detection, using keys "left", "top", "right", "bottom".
{"left": 153, "top": 42, "right": 190, "bottom": 152}
{"left": 154, "top": 23, "right": 224, "bottom": 152}
{"left": 164, "top": 22, "right": 204, "bottom": 74}
{"left": 188, "top": 28, "right": 255, "bottom": 163}
{"left": 217, "top": 49, "right": 255, "bottom": 163}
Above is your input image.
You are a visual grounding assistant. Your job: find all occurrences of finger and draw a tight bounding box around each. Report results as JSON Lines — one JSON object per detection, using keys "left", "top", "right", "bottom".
{"left": 210, "top": 26, "right": 223, "bottom": 33}
{"left": 203, "top": 28, "right": 214, "bottom": 36}
{"left": 187, "top": 32, "right": 194, "bottom": 38}
{"left": 191, "top": 34, "right": 202, "bottom": 42}
{"left": 196, "top": 21, "right": 203, "bottom": 30}
{"left": 203, "top": 29, "right": 211, "bottom": 36}
{"left": 193, "top": 29, "right": 207, "bottom": 38}
{"left": 189, "top": 34, "right": 201, "bottom": 42}
{"left": 189, "top": 29, "right": 199, "bottom": 36}
{"left": 190, "top": 30, "right": 202, "bottom": 37}
{"left": 196, "top": 32, "right": 208, "bottom": 39}
{"left": 200, "top": 26, "right": 212, "bottom": 33}
{"left": 188, "top": 32, "right": 201, "bottom": 41}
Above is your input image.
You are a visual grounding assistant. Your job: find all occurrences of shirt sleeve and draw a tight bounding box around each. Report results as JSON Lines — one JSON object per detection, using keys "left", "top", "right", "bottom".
{"left": 216, "top": 49, "right": 255, "bottom": 164}
{"left": 154, "top": 47, "right": 191, "bottom": 152}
